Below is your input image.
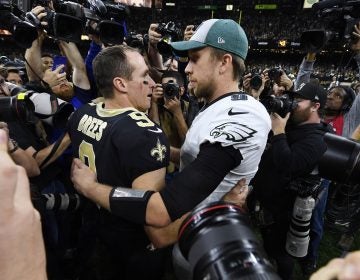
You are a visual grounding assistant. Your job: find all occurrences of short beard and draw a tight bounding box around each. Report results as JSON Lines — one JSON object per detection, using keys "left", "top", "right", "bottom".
{"left": 194, "top": 78, "right": 216, "bottom": 101}
{"left": 290, "top": 106, "right": 312, "bottom": 125}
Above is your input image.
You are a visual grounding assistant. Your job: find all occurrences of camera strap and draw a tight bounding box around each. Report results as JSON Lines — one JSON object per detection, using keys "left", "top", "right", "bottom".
{"left": 38, "top": 131, "right": 67, "bottom": 169}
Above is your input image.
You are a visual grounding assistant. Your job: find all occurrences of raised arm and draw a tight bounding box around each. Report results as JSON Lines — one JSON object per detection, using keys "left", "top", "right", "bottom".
{"left": 58, "top": 41, "right": 90, "bottom": 90}
{"left": 24, "top": 6, "right": 47, "bottom": 82}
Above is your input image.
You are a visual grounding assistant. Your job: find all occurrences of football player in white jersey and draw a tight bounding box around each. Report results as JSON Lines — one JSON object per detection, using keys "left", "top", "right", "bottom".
{"left": 71, "top": 19, "right": 271, "bottom": 235}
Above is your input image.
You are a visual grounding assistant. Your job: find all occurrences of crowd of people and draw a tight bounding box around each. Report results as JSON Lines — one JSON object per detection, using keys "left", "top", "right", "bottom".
{"left": 2, "top": 1, "right": 360, "bottom": 280}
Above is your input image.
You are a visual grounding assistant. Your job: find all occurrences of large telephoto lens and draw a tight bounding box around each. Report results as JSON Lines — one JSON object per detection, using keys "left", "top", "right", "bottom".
{"left": 319, "top": 133, "right": 360, "bottom": 184}
{"left": 178, "top": 201, "right": 280, "bottom": 280}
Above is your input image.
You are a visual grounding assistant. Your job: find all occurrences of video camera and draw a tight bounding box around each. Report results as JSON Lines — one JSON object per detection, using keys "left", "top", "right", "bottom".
{"left": 85, "top": 0, "right": 130, "bottom": 45}
{"left": 26, "top": 0, "right": 85, "bottom": 43}
{"left": 156, "top": 21, "right": 182, "bottom": 56}
{"left": 301, "top": 0, "right": 360, "bottom": 52}
{"left": 260, "top": 94, "right": 298, "bottom": 118}
{"left": 0, "top": 0, "right": 38, "bottom": 48}
{"left": 24, "top": 0, "right": 129, "bottom": 44}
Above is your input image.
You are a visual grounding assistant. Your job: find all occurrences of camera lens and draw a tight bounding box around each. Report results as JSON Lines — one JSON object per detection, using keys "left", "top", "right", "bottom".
{"left": 319, "top": 133, "right": 360, "bottom": 184}
{"left": 250, "top": 74, "right": 262, "bottom": 91}
{"left": 163, "top": 81, "right": 179, "bottom": 99}
{"left": 178, "top": 201, "right": 280, "bottom": 280}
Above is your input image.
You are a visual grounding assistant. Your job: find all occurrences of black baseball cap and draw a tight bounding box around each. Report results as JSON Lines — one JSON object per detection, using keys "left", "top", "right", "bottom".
{"left": 288, "top": 82, "right": 327, "bottom": 109}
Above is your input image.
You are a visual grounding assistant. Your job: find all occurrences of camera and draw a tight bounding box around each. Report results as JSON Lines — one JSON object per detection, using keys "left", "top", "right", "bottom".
{"left": 260, "top": 94, "right": 298, "bottom": 118}
{"left": 163, "top": 80, "right": 180, "bottom": 99}
{"left": 27, "top": 0, "right": 85, "bottom": 43}
{"left": 250, "top": 73, "right": 262, "bottom": 91}
{"left": 0, "top": 0, "right": 38, "bottom": 48}
{"left": 0, "top": 93, "right": 35, "bottom": 123}
{"left": 268, "top": 68, "right": 283, "bottom": 81}
{"left": 285, "top": 176, "right": 321, "bottom": 258}
{"left": 318, "top": 133, "right": 360, "bottom": 185}
{"left": 6, "top": 82, "right": 74, "bottom": 128}
{"left": 125, "top": 32, "right": 148, "bottom": 51}
{"left": 156, "top": 21, "right": 182, "bottom": 56}
{"left": 178, "top": 201, "right": 281, "bottom": 280}
{"left": 317, "top": 133, "right": 360, "bottom": 231}
{"left": 41, "top": 193, "right": 82, "bottom": 211}
{"left": 301, "top": 0, "right": 360, "bottom": 51}
{"left": 85, "top": 0, "right": 129, "bottom": 45}
{"left": 286, "top": 195, "right": 316, "bottom": 258}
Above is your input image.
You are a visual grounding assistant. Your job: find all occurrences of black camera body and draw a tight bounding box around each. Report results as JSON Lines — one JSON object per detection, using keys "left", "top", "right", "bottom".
{"left": 156, "top": 21, "right": 182, "bottom": 56}
{"left": 0, "top": 0, "right": 38, "bottom": 48}
{"left": 125, "top": 32, "right": 148, "bottom": 51}
{"left": 27, "top": 0, "right": 84, "bottom": 42}
{"left": 85, "top": 0, "right": 129, "bottom": 45}
{"left": 0, "top": 94, "right": 35, "bottom": 123}
{"left": 301, "top": 0, "right": 360, "bottom": 51}
{"left": 163, "top": 80, "right": 180, "bottom": 99}
{"left": 260, "top": 94, "right": 298, "bottom": 118}
{"left": 268, "top": 68, "right": 283, "bottom": 81}
{"left": 250, "top": 73, "right": 262, "bottom": 90}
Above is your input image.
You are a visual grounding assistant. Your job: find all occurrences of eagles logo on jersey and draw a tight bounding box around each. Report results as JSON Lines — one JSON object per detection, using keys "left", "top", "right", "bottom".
{"left": 210, "top": 122, "right": 257, "bottom": 143}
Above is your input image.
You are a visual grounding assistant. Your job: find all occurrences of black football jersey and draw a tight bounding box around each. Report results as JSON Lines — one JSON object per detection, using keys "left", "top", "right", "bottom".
{"left": 68, "top": 99, "right": 170, "bottom": 188}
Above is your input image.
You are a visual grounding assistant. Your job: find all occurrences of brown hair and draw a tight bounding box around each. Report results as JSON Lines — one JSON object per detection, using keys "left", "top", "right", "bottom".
{"left": 92, "top": 45, "right": 137, "bottom": 98}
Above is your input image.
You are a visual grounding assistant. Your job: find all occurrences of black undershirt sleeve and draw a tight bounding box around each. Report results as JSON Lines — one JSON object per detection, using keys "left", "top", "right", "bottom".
{"left": 159, "top": 141, "right": 242, "bottom": 221}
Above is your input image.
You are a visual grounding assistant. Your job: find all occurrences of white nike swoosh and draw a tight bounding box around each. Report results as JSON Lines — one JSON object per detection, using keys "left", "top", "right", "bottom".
{"left": 148, "top": 127, "right": 163, "bottom": 133}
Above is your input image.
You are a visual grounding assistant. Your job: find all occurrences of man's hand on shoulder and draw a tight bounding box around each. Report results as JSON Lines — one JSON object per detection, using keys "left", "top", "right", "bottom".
{"left": 222, "top": 178, "right": 249, "bottom": 210}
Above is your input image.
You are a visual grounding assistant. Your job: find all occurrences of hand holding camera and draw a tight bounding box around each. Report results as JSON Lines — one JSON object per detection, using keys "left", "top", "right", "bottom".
{"left": 151, "top": 83, "right": 163, "bottom": 104}
{"left": 270, "top": 111, "right": 290, "bottom": 135}
{"left": 148, "top": 23, "right": 162, "bottom": 47}
{"left": 243, "top": 72, "right": 266, "bottom": 99}
{"left": 277, "top": 71, "right": 294, "bottom": 91}
{"left": 164, "top": 96, "right": 181, "bottom": 115}
{"left": 27, "top": 5, "right": 48, "bottom": 28}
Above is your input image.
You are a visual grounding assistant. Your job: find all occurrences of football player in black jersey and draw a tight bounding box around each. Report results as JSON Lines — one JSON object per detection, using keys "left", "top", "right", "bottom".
{"left": 68, "top": 46, "right": 171, "bottom": 279}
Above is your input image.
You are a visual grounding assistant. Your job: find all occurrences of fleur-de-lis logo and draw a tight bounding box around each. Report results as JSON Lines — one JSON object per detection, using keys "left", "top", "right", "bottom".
{"left": 151, "top": 138, "right": 167, "bottom": 162}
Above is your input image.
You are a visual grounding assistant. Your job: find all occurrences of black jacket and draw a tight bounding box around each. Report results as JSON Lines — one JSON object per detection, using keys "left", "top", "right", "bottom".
{"left": 250, "top": 122, "right": 333, "bottom": 216}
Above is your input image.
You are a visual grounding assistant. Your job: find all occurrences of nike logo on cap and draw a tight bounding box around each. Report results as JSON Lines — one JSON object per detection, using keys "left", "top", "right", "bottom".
{"left": 228, "top": 108, "right": 249, "bottom": 116}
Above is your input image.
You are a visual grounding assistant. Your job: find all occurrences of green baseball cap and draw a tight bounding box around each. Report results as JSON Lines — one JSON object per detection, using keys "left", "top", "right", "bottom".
{"left": 171, "top": 19, "right": 248, "bottom": 60}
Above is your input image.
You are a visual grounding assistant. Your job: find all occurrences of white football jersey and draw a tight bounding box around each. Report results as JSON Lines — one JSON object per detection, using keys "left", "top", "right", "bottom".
{"left": 180, "top": 92, "right": 271, "bottom": 204}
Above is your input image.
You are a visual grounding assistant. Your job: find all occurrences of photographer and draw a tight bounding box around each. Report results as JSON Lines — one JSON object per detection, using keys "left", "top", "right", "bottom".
{"left": 242, "top": 71, "right": 267, "bottom": 100}
{"left": 248, "top": 82, "right": 333, "bottom": 279}
{"left": 149, "top": 70, "right": 188, "bottom": 144}
{"left": 25, "top": 5, "right": 93, "bottom": 108}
